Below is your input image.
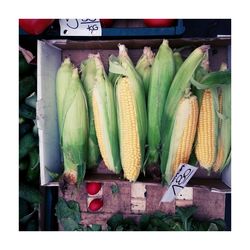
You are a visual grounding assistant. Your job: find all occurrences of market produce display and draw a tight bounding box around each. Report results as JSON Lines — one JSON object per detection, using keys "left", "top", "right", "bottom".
{"left": 19, "top": 51, "right": 41, "bottom": 231}
{"left": 54, "top": 39, "right": 231, "bottom": 185}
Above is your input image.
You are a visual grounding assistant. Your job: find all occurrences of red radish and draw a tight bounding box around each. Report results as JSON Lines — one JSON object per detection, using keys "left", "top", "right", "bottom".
{"left": 100, "top": 19, "right": 113, "bottom": 28}
{"left": 86, "top": 182, "right": 102, "bottom": 195}
{"left": 143, "top": 19, "right": 176, "bottom": 28}
{"left": 88, "top": 199, "right": 103, "bottom": 212}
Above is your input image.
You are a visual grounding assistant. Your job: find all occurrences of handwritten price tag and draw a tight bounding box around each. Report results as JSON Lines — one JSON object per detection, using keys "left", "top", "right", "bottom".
{"left": 160, "top": 164, "right": 198, "bottom": 203}
{"left": 59, "top": 19, "right": 102, "bottom": 36}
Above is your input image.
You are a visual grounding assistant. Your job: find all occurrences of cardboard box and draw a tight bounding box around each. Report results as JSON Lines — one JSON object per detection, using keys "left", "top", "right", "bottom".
{"left": 37, "top": 37, "right": 231, "bottom": 192}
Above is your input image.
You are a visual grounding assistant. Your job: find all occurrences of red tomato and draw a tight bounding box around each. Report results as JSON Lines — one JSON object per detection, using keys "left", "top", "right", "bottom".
{"left": 86, "top": 182, "right": 102, "bottom": 195}
{"left": 143, "top": 19, "right": 176, "bottom": 27}
{"left": 19, "top": 19, "right": 55, "bottom": 35}
{"left": 100, "top": 19, "right": 113, "bottom": 28}
{"left": 88, "top": 199, "right": 103, "bottom": 212}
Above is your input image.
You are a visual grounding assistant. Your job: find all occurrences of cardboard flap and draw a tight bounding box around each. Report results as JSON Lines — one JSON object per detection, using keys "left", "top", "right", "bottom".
{"left": 37, "top": 40, "right": 62, "bottom": 185}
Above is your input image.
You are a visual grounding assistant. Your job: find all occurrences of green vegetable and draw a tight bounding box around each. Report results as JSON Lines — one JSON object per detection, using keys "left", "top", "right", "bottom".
{"left": 19, "top": 183, "right": 41, "bottom": 204}
{"left": 19, "top": 52, "right": 33, "bottom": 79}
{"left": 19, "top": 122, "right": 32, "bottom": 138}
{"left": 19, "top": 198, "right": 31, "bottom": 219}
{"left": 19, "top": 156, "right": 29, "bottom": 171}
{"left": 25, "top": 92, "right": 37, "bottom": 109}
{"left": 55, "top": 199, "right": 226, "bottom": 231}
{"left": 19, "top": 75, "right": 36, "bottom": 102}
{"left": 61, "top": 68, "right": 89, "bottom": 185}
{"left": 19, "top": 132, "right": 38, "bottom": 159}
{"left": 26, "top": 147, "right": 40, "bottom": 183}
{"left": 25, "top": 219, "right": 38, "bottom": 231}
{"left": 33, "top": 122, "right": 38, "bottom": 136}
{"left": 19, "top": 103, "right": 36, "bottom": 120}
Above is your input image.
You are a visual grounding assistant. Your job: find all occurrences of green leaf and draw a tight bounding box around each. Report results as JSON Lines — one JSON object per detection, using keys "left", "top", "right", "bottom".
{"left": 175, "top": 206, "right": 197, "bottom": 230}
{"left": 139, "top": 214, "right": 150, "bottom": 230}
{"left": 121, "top": 218, "right": 137, "bottom": 230}
{"left": 67, "top": 200, "right": 82, "bottom": 223}
{"left": 176, "top": 206, "right": 197, "bottom": 221}
{"left": 107, "top": 213, "right": 124, "bottom": 230}
{"left": 116, "top": 225, "right": 124, "bottom": 231}
{"left": 45, "top": 166, "right": 61, "bottom": 181}
{"left": 208, "top": 223, "right": 219, "bottom": 231}
{"left": 61, "top": 217, "right": 80, "bottom": 231}
{"left": 209, "top": 219, "right": 226, "bottom": 231}
{"left": 201, "top": 70, "right": 231, "bottom": 86}
{"left": 55, "top": 198, "right": 81, "bottom": 224}
{"left": 90, "top": 224, "right": 102, "bottom": 231}
{"left": 109, "top": 55, "right": 127, "bottom": 76}
{"left": 77, "top": 163, "right": 86, "bottom": 188}
{"left": 151, "top": 211, "right": 166, "bottom": 219}
{"left": 19, "top": 184, "right": 41, "bottom": 204}
{"left": 19, "top": 208, "right": 37, "bottom": 225}
{"left": 111, "top": 184, "right": 120, "bottom": 194}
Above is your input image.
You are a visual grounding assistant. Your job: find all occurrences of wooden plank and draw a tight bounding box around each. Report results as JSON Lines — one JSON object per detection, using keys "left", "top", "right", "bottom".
{"left": 176, "top": 200, "right": 193, "bottom": 207}
{"left": 101, "top": 182, "right": 131, "bottom": 213}
{"left": 193, "top": 187, "right": 226, "bottom": 220}
{"left": 146, "top": 185, "right": 175, "bottom": 214}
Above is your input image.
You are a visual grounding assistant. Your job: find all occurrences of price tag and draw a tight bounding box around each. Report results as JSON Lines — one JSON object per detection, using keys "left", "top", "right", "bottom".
{"left": 160, "top": 164, "right": 198, "bottom": 203}
{"left": 59, "top": 19, "right": 102, "bottom": 36}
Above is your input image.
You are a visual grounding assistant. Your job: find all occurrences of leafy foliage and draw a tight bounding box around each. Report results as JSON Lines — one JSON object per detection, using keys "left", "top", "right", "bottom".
{"left": 55, "top": 198, "right": 226, "bottom": 231}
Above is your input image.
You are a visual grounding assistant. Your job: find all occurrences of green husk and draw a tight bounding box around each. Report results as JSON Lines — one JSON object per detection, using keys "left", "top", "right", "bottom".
{"left": 61, "top": 68, "right": 89, "bottom": 185}
{"left": 109, "top": 44, "right": 147, "bottom": 177}
{"left": 147, "top": 40, "right": 175, "bottom": 165}
{"left": 218, "top": 83, "right": 231, "bottom": 172}
{"left": 161, "top": 45, "right": 210, "bottom": 183}
{"left": 135, "top": 46, "right": 154, "bottom": 95}
{"left": 92, "top": 54, "right": 121, "bottom": 174}
{"left": 173, "top": 51, "right": 183, "bottom": 71}
{"left": 80, "top": 54, "right": 101, "bottom": 168}
{"left": 56, "top": 58, "right": 73, "bottom": 139}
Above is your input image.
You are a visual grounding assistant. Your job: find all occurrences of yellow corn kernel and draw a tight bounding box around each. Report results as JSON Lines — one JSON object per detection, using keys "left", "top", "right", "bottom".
{"left": 92, "top": 93, "right": 110, "bottom": 171}
{"left": 213, "top": 142, "right": 224, "bottom": 172}
{"left": 195, "top": 89, "right": 216, "bottom": 169}
{"left": 116, "top": 77, "right": 141, "bottom": 182}
{"left": 171, "top": 95, "right": 199, "bottom": 176}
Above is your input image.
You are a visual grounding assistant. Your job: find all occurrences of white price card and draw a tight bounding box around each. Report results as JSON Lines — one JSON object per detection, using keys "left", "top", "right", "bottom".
{"left": 160, "top": 164, "right": 198, "bottom": 203}
{"left": 59, "top": 19, "right": 102, "bottom": 36}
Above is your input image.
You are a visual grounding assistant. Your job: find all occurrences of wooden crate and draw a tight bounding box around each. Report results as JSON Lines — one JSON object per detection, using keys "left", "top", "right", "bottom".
{"left": 58, "top": 176, "right": 226, "bottom": 229}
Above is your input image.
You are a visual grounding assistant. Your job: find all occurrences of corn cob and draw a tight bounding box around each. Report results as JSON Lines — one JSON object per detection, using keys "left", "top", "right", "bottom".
{"left": 164, "top": 89, "right": 199, "bottom": 182}
{"left": 161, "top": 45, "right": 210, "bottom": 182}
{"left": 109, "top": 44, "right": 147, "bottom": 181}
{"left": 195, "top": 88, "right": 218, "bottom": 170}
{"left": 81, "top": 54, "right": 100, "bottom": 168}
{"left": 173, "top": 51, "right": 183, "bottom": 71}
{"left": 147, "top": 40, "right": 175, "bottom": 165}
{"left": 92, "top": 55, "right": 121, "bottom": 174}
{"left": 135, "top": 46, "right": 154, "bottom": 95}
{"left": 213, "top": 64, "right": 231, "bottom": 172}
{"left": 61, "top": 68, "right": 89, "bottom": 185}
{"left": 56, "top": 58, "right": 73, "bottom": 138}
